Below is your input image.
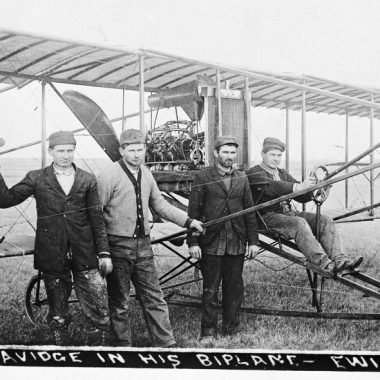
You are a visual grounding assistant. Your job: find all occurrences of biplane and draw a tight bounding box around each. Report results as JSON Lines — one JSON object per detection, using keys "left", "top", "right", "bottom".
{"left": 0, "top": 29, "right": 380, "bottom": 329}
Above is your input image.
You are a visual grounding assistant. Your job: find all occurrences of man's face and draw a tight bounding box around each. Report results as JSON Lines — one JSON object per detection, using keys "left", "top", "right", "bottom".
{"left": 120, "top": 143, "right": 145, "bottom": 167}
{"left": 214, "top": 144, "right": 237, "bottom": 169}
{"left": 48, "top": 144, "right": 75, "bottom": 169}
{"left": 262, "top": 149, "right": 283, "bottom": 169}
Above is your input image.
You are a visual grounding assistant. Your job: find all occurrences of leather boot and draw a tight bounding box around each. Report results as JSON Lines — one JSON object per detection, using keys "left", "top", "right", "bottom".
{"left": 324, "top": 260, "right": 347, "bottom": 275}
{"left": 52, "top": 328, "right": 69, "bottom": 345}
{"left": 346, "top": 256, "right": 363, "bottom": 270}
{"left": 50, "top": 315, "right": 70, "bottom": 345}
{"left": 86, "top": 328, "right": 110, "bottom": 346}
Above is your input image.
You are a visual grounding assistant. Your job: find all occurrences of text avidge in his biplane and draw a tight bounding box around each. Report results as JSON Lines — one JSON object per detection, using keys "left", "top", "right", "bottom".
{"left": 246, "top": 137, "right": 364, "bottom": 274}
{"left": 0, "top": 131, "right": 112, "bottom": 346}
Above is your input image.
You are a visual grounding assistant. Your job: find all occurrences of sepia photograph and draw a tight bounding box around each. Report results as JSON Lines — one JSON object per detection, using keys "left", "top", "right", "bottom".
{"left": 0, "top": 0, "right": 379, "bottom": 377}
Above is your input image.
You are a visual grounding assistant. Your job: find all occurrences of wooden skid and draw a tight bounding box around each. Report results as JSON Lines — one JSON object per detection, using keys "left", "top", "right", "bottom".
{"left": 166, "top": 299, "right": 380, "bottom": 320}
{"left": 0, "top": 235, "right": 34, "bottom": 257}
{"left": 345, "top": 271, "right": 380, "bottom": 288}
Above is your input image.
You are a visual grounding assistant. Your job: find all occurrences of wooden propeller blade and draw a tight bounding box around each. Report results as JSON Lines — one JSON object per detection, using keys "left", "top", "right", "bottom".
{"left": 62, "top": 90, "right": 121, "bottom": 162}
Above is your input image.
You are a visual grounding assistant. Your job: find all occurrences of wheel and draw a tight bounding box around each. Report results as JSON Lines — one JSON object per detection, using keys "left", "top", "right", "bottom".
{"left": 25, "top": 275, "right": 49, "bottom": 326}
{"left": 309, "top": 165, "right": 331, "bottom": 203}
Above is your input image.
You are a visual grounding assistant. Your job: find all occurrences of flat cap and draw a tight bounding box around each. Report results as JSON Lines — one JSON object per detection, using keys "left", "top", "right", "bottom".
{"left": 262, "top": 137, "right": 286, "bottom": 153}
{"left": 48, "top": 131, "right": 76, "bottom": 148}
{"left": 120, "top": 129, "right": 145, "bottom": 146}
{"left": 214, "top": 135, "right": 239, "bottom": 149}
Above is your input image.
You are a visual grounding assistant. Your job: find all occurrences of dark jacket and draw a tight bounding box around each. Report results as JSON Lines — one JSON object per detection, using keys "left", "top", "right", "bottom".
{"left": 187, "top": 166, "right": 259, "bottom": 249}
{"left": 245, "top": 164, "right": 312, "bottom": 214}
{"left": 0, "top": 164, "right": 109, "bottom": 273}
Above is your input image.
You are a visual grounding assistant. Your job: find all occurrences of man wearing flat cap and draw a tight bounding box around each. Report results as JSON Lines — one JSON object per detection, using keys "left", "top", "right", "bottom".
{"left": 187, "top": 135, "right": 260, "bottom": 346}
{"left": 246, "top": 136, "right": 363, "bottom": 274}
{"left": 97, "top": 128, "right": 203, "bottom": 348}
{"left": 0, "top": 131, "right": 112, "bottom": 345}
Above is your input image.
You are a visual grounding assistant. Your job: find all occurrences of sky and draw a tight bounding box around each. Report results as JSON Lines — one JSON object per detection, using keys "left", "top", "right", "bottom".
{"left": 0, "top": 0, "right": 379, "bottom": 85}
{"left": 0, "top": 0, "right": 380, "bottom": 163}
{"left": 1, "top": 0, "right": 380, "bottom": 85}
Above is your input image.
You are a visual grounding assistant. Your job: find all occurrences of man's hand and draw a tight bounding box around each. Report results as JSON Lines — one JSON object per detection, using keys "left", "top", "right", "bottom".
{"left": 98, "top": 256, "right": 113, "bottom": 277}
{"left": 315, "top": 185, "right": 332, "bottom": 197}
{"left": 296, "top": 177, "right": 316, "bottom": 191}
{"left": 189, "top": 245, "right": 202, "bottom": 260}
{"left": 245, "top": 244, "right": 260, "bottom": 259}
{"left": 189, "top": 219, "right": 203, "bottom": 233}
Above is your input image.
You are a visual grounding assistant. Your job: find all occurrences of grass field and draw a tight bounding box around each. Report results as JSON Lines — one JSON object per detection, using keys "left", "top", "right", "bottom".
{"left": 1, "top": 214, "right": 380, "bottom": 350}
{"left": 0, "top": 158, "right": 380, "bottom": 350}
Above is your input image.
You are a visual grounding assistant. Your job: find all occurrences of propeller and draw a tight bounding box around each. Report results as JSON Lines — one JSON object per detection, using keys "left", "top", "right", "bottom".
{"left": 62, "top": 91, "right": 121, "bottom": 162}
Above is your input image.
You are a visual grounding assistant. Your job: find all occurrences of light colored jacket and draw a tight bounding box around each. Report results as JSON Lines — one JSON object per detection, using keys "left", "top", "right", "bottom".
{"left": 97, "top": 161, "right": 188, "bottom": 237}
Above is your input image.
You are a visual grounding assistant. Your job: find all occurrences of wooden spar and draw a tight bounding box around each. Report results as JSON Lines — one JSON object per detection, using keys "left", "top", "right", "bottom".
{"left": 345, "top": 111, "right": 349, "bottom": 208}
{"left": 139, "top": 55, "right": 145, "bottom": 133}
{"left": 165, "top": 299, "right": 380, "bottom": 320}
{"left": 333, "top": 201, "right": 380, "bottom": 221}
{"left": 325, "top": 141, "right": 380, "bottom": 180}
{"left": 335, "top": 217, "right": 380, "bottom": 223}
{"left": 216, "top": 70, "right": 222, "bottom": 136}
{"left": 122, "top": 89, "right": 126, "bottom": 131}
{"left": 41, "top": 81, "right": 47, "bottom": 168}
{"left": 151, "top": 160, "right": 380, "bottom": 244}
{"left": 202, "top": 96, "right": 210, "bottom": 164}
{"left": 305, "top": 73, "right": 380, "bottom": 95}
{"left": 245, "top": 77, "right": 252, "bottom": 166}
{"left": 301, "top": 80, "right": 306, "bottom": 211}
{"left": 285, "top": 106, "right": 289, "bottom": 172}
{"left": 370, "top": 92, "right": 375, "bottom": 215}
{"left": 0, "top": 70, "right": 151, "bottom": 92}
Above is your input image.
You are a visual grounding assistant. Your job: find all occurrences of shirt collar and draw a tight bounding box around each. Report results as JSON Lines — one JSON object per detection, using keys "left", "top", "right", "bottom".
{"left": 215, "top": 163, "right": 233, "bottom": 176}
{"left": 53, "top": 163, "right": 75, "bottom": 176}
{"left": 124, "top": 161, "right": 140, "bottom": 175}
{"left": 260, "top": 162, "right": 279, "bottom": 177}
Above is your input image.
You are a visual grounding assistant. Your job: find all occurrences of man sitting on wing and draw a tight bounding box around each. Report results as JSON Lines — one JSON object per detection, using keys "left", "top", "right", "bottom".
{"left": 246, "top": 137, "right": 363, "bottom": 274}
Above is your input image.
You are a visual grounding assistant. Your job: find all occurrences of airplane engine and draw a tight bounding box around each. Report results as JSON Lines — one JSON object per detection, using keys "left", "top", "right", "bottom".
{"left": 145, "top": 120, "right": 205, "bottom": 171}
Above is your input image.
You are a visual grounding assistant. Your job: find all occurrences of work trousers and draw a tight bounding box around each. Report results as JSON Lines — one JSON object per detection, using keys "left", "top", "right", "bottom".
{"left": 200, "top": 253, "right": 245, "bottom": 337}
{"left": 261, "top": 211, "right": 347, "bottom": 268}
{"left": 106, "top": 234, "right": 175, "bottom": 347}
{"left": 43, "top": 269, "right": 110, "bottom": 331}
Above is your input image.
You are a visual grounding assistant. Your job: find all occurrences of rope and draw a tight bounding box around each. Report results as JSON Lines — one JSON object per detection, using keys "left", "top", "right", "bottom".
{"left": 253, "top": 257, "right": 296, "bottom": 272}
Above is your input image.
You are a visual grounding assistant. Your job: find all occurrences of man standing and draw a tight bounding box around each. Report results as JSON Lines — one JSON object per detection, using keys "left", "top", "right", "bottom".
{"left": 187, "top": 136, "right": 260, "bottom": 346}
{"left": 246, "top": 137, "right": 363, "bottom": 274}
{"left": 0, "top": 131, "right": 112, "bottom": 345}
{"left": 97, "top": 128, "right": 203, "bottom": 348}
